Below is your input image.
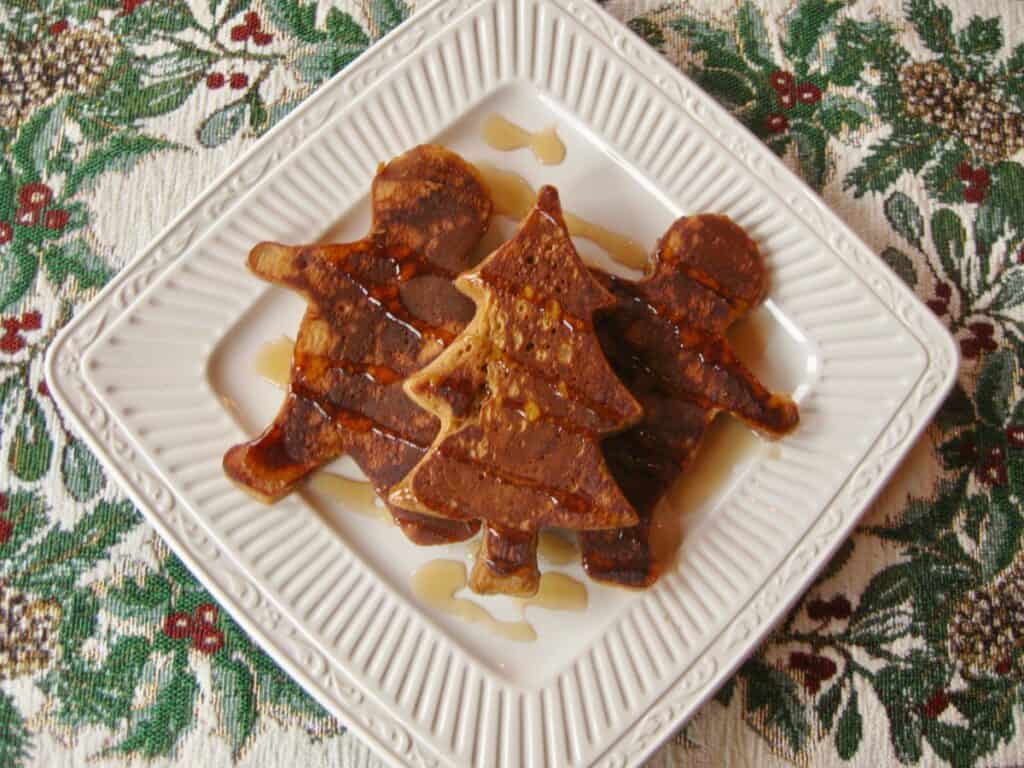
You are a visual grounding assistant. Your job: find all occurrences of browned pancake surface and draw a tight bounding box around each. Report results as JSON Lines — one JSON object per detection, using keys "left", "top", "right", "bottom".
{"left": 223, "top": 145, "right": 491, "bottom": 544}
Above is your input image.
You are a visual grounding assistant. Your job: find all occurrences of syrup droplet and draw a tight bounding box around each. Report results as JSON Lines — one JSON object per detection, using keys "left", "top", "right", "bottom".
{"left": 520, "top": 571, "right": 587, "bottom": 612}
{"left": 253, "top": 337, "right": 294, "bottom": 389}
{"left": 308, "top": 472, "right": 391, "bottom": 522}
{"left": 537, "top": 530, "right": 577, "bottom": 565}
{"left": 482, "top": 113, "right": 566, "bottom": 165}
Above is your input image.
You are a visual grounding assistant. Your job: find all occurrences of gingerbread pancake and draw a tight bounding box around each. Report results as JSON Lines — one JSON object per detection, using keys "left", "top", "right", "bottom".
{"left": 223, "top": 145, "right": 491, "bottom": 545}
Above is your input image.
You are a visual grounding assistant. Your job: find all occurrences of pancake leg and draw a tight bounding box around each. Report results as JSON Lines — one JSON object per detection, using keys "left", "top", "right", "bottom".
{"left": 469, "top": 524, "right": 539, "bottom": 597}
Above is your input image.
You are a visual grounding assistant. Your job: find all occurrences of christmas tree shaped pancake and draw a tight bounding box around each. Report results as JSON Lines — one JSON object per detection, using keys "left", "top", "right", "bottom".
{"left": 223, "top": 145, "right": 491, "bottom": 545}
{"left": 390, "top": 186, "right": 643, "bottom": 595}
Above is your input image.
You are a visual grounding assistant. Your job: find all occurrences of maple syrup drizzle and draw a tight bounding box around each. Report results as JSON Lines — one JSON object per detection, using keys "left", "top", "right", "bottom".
{"left": 474, "top": 164, "right": 647, "bottom": 269}
{"left": 308, "top": 472, "right": 391, "bottom": 521}
{"left": 537, "top": 530, "right": 577, "bottom": 564}
{"left": 254, "top": 336, "right": 294, "bottom": 389}
{"left": 412, "top": 560, "right": 588, "bottom": 642}
{"left": 482, "top": 114, "right": 566, "bottom": 165}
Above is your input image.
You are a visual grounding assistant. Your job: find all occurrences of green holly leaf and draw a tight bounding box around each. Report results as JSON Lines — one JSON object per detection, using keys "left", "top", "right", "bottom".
{"left": 42, "top": 238, "right": 111, "bottom": 292}
{"left": 105, "top": 574, "right": 173, "bottom": 622}
{"left": 845, "top": 134, "right": 933, "bottom": 197}
{"left": 198, "top": 102, "right": 248, "bottom": 148}
{"left": 791, "top": 122, "right": 828, "bottom": 189}
{"left": 992, "top": 268, "right": 1024, "bottom": 312}
{"left": 923, "top": 145, "right": 968, "bottom": 203}
{"left": 325, "top": 7, "right": 370, "bottom": 45}
{"left": 62, "top": 636, "right": 153, "bottom": 727}
{"left": 113, "top": 657, "right": 198, "bottom": 758}
{"left": 816, "top": 537, "right": 855, "bottom": 584}
{"left": 984, "top": 163, "right": 1024, "bottom": 243}
{"left": 9, "top": 393, "right": 53, "bottom": 482}
{"left": 0, "top": 690, "right": 29, "bottom": 768}
{"left": 847, "top": 562, "right": 915, "bottom": 637}
{"left": 831, "top": 19, "right": 905, "bottom": 86}
{"left": 0, "top": 158, "right": 16, "bottom": 222}
{"left": 0, "top": 237, "right": 40, "bottom": 310}
{"left": 213, "top": 657, "right": 257, "bottom": 757}
{"left": 976, "top": 349, "right": 1015, "bottom": 425}
{"left": 871, "top": 659, "right": 949, "bottom": 764}
{"left": 815, "top": 682, "right": 842, "bottom": 731}
{"left": 112, "top": 0, "right": 193, "bottom": 39}
{"left": 879, "top": 246, "right": 918, "bottom": 288}
{"left": 142, "top": 47, "right": 214, "bottom": 81}
{"left": 64, "top": 133, "right": 179, "bottom": 200}
{"left": 884, "top": 191, "right": 925, "bottom": 249}
{"left": 817, "top": 94, "right": 869, "bottom": 135}
{"left": 781, "top": 0, "right": 844, "bottom": 70}
{"left": 905, "top": 0, "right": 957, "bottom": 60}
{"left": 735, "top": 2, "right": 773, "bottom": 69}
{"left": 930, "top": 208, "right": 965, "bottom": 283}
{"left": 371, "top": 0, "right": 409, "bottom": 37}
{"left": 294, "top": 42, "right": 367, "bottom": 84}
{"left": 56, "top": 590, "right": 98, "bottom": 659}
{"left": 11, "top": 102, "right": 64, "bottom": 180}
{"left": 265, "top": 0, "right": 325, "bottom": 43}
{"left": 835, "top": 687, "right": 862, "bottom": 759}
{"left": 13, "top": 499, "right": 139, "bottom": 597}
{"left": 0, "top": 492, "right": 47, "bottom": 562}
{"left": 740, "top": 659, "right": 807, "bottom": 753}
{"left": 980, "top": 487, "right": 1022, "bottom": 579}
{"left": 957, "top": 16, "right": 1001, "bottom": 70}
{"left": 60, "top": 439, "right": 105, "bottom": 503}
{"left": 694, "top": 70, "right": 757, "bottom": 110}
{"left": 628, "top": 18, "right": 665, "bottom": 52}
{"left": 935, "top": 382, "right": 974, "bottom": 430}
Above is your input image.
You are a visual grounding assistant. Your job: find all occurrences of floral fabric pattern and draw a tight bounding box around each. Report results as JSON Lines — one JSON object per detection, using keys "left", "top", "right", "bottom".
{"left": 0, "top": 0, "right": 1022, "bottom": 765}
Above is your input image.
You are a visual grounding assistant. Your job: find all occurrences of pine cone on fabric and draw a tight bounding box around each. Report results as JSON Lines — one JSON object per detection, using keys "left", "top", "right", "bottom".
{"left": 900, "top": 60, "right": 1024, "bottom": 164}
{"left": 0, "top": 584, "right": 62, "bottom": 679}
{"left": 949, "top": 553, "right": 1024, "bottom": 676}
{"left": 0, "top": 25, "right": 119, "bottom": 128}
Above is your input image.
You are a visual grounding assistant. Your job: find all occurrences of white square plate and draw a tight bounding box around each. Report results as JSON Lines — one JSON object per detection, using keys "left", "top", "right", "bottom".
{"left": 47, "top": 1, "right": 957, "bottom": 766}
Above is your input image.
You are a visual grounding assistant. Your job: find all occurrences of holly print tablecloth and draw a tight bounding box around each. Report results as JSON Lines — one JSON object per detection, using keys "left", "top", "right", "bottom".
{"left": 1, "top": 0, "right": 1023, "bottom": 765}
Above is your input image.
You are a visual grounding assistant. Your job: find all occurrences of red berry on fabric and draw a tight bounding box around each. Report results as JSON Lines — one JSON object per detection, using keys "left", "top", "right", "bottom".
{"left": 37, "top": 379, "right": 49, "bottom": 398}
{"left": 1007, "top": 425, "right": 1024, "bottom": 447}
{"left": 244, "top": 11, "right": 261, "bottom": 29}
{"left": 0, "top": 333, "right": 24, "bottom": 353}
{"left": 972, "top": 168, "right": 991, "bottom": 187}
{"left": 769, "top": 70, "right": 794, "bottom": 93}
{"left": 777, "top": 89, "right": 796, "bottom": 110}
{"left": 230, "top": 24, "right": 250, "bottom": 41}
{"left": 810, "top": 655, "right": 837, "bottom": 680}
{"left": 1018, "top": 248, "right": 1024, "bottom": 264}
{"left": 979, "top": 336, "right": 997, "bottom": 352}
{"left": 803, "top": 676, "right": 822, "bottom": 694}
{"left": 121, "top": 0, "right": 146, "bottom": 15}
{"left": 229, "top": 72, "right": 249, "bottom": 89}
{"left": 935, "top": 282, "right": 952, "bottom": 299}
{"left": 0, "top": 518, "right": 12, "bottom": 545}
{"left": 996, "top": 658, "right": 1012, "bottom": 675}
{"left": 194, "top": 603, "right": 219, "bottom": 624}
{"left": 788, "top": 651, "right": 812, "bottom": 670}
{"left": 796, "top": 82, "right": 821, "bottom": 104}
{"left": 15, "top": 208, "right": 39, "bottom": 227}
{"left": 48, "top": 19, "right": 69, "bottom": 36}
{"left": 960, "top": 338, "right": 980, "bottom": 359}
{"left": 43, "top": 209, "right": 70, "bottom": 230}
{"left": 192, "top": 623, "right": 225, "bottom": 654}
{"left": 964, "top": 185, "right": 986, "bottom": 204}
{"left": 923, "top": 690, "right": 949, "bottom": 718}
{"left": 0, "top": 495, "right": 7, "bottom": 514}
{"left": 764, "top": 114, "right": 788, "bottom": 133}
{"left": 163, "top": 612, "right": 193, "bottom": 639}
{"left": 957, "top": 162, "right": 973, "bottom": 181}
{"left": 206, "top": 72, "right": 226, "bottom": 89}
{"left": 926, "top": 299, "right": 947, "bottom": 316}
{"left": 19, "top": 311, "right": 41, "bottom": 330}
{"left": 980, "top": 457, "right": 1007, "bottom": 486}
{"left": 1, "top": 319, "right": 18, "bottom": 334}
{"left": 829, "top": 595, "right": 852, "bottom": 620}
{"left": 17, "top": 183, "right": 53, "bottom": 211}
{"left": 253, "top": 31, "right": 273, "bottom": 46}
{"left": 806, "top": 598, "right": 831, "bottom": 621}
{"left": 968, "top": 321, "right": 992, "bottom": 337}
{"left": 0, "top": 222, "right": 11, "bottom": 244}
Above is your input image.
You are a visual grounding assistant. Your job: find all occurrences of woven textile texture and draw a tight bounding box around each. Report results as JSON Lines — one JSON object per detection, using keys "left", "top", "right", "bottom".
{"left": 1, "top": 0, "right": 1023, "bottom": 765}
